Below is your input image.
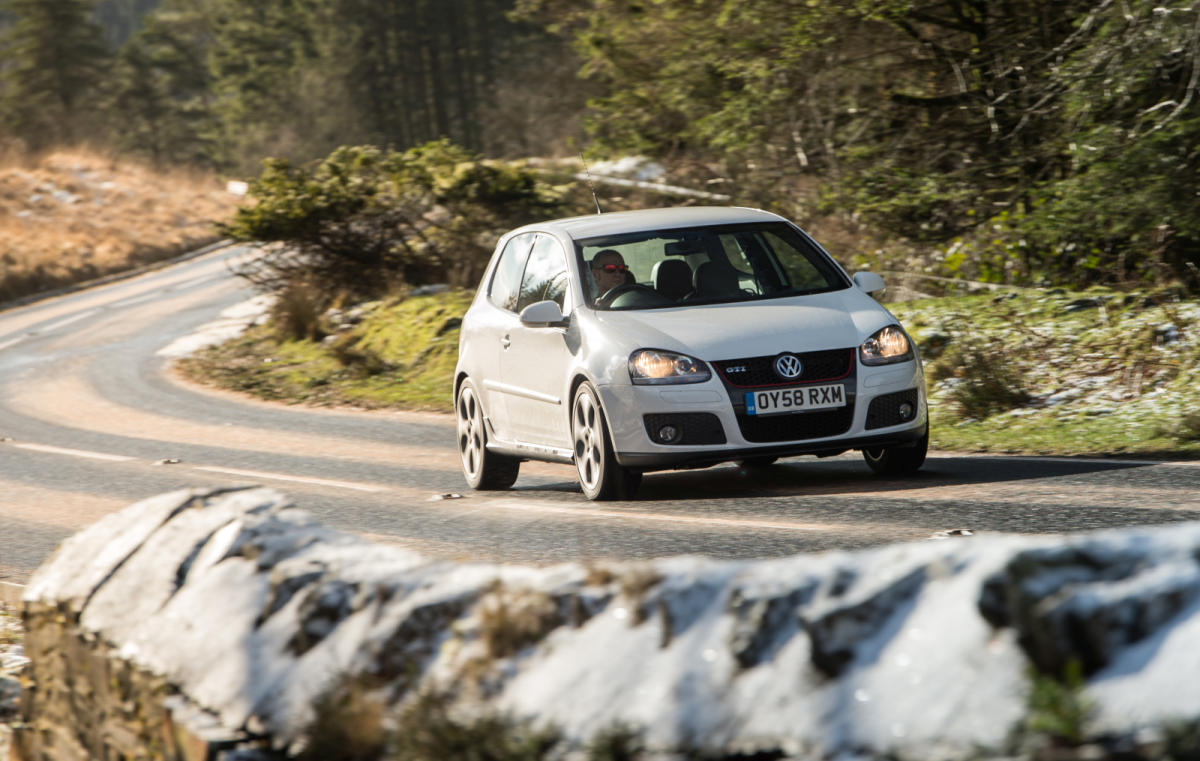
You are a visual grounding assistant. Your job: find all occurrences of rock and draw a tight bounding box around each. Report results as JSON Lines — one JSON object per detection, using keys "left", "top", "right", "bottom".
{"left": 0, "top": 675, "right": 19, "bottom": 719}
{"left": 916, "top": 330, "right": 952, "bottom": 359}
{"left": 727, "top": 580, "right": 817, "bottom": 668}
{"left": 801, "top": 565, "right": 928, "bottom": 677}
{"left": 978, "top": 541, "right": 1200, "bottom": 676}
{"left": 1154, "top": 323, "right": 1180, "bottom": 344}
{"left": 410, "top": 284, "right": 450, "bottom": 296}
{"left": 1063, "top": 297, "right": 1106, "bottom": 313}
{"left": 1043, "top": 388, "right": 1085, "bottom": 406}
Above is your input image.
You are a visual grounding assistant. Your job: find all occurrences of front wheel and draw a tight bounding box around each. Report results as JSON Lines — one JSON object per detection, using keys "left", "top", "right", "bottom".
{"left": 862, "top": 423, "right": 929, "bottom": 476}
{"left": 572, "top": 383, "right": 641, "bottom": 500}
{"left": 456, "top": 380, "right": 520, "bottom": 490}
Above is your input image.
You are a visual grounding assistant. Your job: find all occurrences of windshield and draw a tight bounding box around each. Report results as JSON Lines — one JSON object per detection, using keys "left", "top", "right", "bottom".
{"left": 576, "top": 222, "right": 850, "bottom": 310}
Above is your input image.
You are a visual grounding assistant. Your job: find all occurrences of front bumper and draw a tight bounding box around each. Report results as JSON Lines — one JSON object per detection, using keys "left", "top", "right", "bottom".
{"left": 598, "top": 358, "right": 926, "bottom": 472}
{"left": 615, "top": 426, "right": 926, "bottom": 469}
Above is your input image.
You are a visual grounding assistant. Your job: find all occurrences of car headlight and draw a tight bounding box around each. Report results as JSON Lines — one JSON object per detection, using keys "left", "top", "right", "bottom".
{"left": 859, "top": 325, "right": 913, "bottom": 365}
{"left": 628, "top": 349, "right": 712, "bottom": 385}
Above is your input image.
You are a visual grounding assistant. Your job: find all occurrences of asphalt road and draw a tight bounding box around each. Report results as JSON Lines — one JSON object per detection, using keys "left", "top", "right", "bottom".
{"left": 2, "top": 246, "right": 1198, "bottom": 584}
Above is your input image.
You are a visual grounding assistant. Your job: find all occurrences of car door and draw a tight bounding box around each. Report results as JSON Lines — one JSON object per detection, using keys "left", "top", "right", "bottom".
{"left": 497, "top": 233, "right": 574, "bottom": 450}
{"left": 474, "top": 232, "right": 534, "bottom": 443}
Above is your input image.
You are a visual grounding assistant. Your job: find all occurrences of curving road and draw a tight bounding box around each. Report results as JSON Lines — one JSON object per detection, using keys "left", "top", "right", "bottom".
{"left": 2, "top": 246, "right": 1198, "bottom": 584}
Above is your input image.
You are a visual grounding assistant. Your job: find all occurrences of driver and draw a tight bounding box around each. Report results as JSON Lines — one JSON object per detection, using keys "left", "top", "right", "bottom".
{"left": 590, "top": 249, "right": 629, "bottom": 297}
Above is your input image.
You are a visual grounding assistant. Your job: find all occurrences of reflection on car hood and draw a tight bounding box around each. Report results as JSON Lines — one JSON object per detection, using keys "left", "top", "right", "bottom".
{"left": 593, "top": 290, "right": 886, "bottom": 360}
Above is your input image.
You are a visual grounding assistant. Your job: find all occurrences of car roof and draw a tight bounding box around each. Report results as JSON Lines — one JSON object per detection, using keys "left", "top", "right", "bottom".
{"left": 513, "top": 206, "right": 788, "bottom": 241}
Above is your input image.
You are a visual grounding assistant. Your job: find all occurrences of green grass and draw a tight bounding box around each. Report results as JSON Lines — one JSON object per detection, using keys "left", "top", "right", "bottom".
{"left": 178, "top": 289, "right": 474, "bottom": 412}
{"left": 888, "top": 286, "right": 1200, "bottom": 457}
{"left": 181, "top": 284, "right": 1200, "bottom": 458}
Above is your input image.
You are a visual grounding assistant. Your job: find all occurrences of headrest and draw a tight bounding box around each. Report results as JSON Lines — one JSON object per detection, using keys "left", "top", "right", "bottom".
{"left": 652, "top": 259, "right": 693, "bottom": 300}
{"left": 693, "top": 261, "right": 740, "bottom": 296}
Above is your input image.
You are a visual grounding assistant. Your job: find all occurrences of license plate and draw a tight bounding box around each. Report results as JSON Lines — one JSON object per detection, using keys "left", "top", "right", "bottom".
{"left": 745, "top": 383, "right": 846, "bottom": 415}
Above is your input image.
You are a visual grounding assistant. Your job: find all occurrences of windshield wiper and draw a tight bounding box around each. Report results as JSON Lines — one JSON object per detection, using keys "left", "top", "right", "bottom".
{"left": 771, "top": 286, "right": 833, "bottom": 297}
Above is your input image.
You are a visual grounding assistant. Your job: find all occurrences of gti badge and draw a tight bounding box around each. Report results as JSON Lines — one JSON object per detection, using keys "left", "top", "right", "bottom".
{"left": 774, "top": 353, "right": 803, "bottom": 379}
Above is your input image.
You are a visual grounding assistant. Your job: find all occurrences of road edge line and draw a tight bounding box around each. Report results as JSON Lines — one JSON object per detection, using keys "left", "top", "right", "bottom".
{"left": 0, "top": 582, "right": 23, "bottom": 607}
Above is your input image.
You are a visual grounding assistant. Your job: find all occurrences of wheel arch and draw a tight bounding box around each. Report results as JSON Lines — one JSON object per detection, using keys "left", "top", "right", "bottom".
{"left": 567, "top": 371, "right": 608, "bottom": 424}
{"left": 567, "top": 371, "right": 637, "bottom": 472}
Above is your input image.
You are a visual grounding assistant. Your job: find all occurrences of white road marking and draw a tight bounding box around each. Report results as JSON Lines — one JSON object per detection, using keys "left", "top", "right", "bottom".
{"left": 485, "top": 498, "right": 851, "bottom": 533}
{"left": 111, "top": 292, "right": 159, "bottom": 308}
{"left": 0, "top": 337, "right": 22, "bottom": 351}
{"left": 11, "top": 442, "right": 136, "bottom": 462}
{"left": 940, "top": 453, "right": 1200, "bottom": 468}
{"left": 40, "top": 309, "right": 99, "bottom": 332}
{"left": 191, "top": 465, "right": 389, "bottom": 493}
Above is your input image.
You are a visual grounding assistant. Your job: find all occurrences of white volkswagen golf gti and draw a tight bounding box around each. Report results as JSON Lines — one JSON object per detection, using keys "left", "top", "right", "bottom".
{"left": 454, "top": 206, "right": 927, "bottom": 500}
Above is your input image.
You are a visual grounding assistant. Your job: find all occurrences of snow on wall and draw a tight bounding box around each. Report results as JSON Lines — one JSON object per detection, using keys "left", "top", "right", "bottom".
{"left": 18, "top": 486, "right": 1200, "bottom": 759}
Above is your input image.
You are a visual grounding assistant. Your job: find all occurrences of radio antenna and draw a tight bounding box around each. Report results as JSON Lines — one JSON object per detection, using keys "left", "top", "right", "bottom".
{"left": 580, "top": 153, "right": 604, "bottom": 214}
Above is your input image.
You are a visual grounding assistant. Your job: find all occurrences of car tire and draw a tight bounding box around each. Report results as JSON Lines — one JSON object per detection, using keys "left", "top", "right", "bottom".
{"left": 737, "top": 456, "right": 779, "bottom": 469}
{"left": 862, "top": 422, "right": 929, "bottom": 476}
{"left": 572, "top": 382, "right": 641, "bottom": 500}
{"left": 456, "top": 379, "right": 520, "bottom": 490}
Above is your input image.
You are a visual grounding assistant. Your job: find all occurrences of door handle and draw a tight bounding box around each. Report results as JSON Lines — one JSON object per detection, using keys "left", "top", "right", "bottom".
{"left": 500, "top": 335, "right": 511, "bottom": 349}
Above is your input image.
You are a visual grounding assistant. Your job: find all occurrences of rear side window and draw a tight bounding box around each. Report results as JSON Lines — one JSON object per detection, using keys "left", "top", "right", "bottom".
{"left": 488, "top": 233, "right": 534, "bottom": 311}
{"left": 516, "top": 234, "right": 569, "bottom": 313}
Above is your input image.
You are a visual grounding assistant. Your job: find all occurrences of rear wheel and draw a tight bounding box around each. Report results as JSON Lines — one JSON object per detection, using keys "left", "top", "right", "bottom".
{"left": 456, "top": 380, "right": 520, "bottom": 490}
{"left": 572, "top": 383, "right": 641, "bottom": 500}
{"left": 862, "top": 423, "right": 929, "bottom": 476}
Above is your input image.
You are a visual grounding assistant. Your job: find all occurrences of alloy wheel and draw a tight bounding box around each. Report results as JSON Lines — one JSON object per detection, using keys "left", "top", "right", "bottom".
{"left": 572, "top": 388, "right": 604, "bottom": 493}
{"left": 457, "top": 384, "right": 485, "bottom": 481}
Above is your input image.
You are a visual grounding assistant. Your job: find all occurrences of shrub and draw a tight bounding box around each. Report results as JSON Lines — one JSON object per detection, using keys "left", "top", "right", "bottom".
{"left": 478, "top": 582, "right": 560, "bottom": 660}
{"left": 297, "top": 675, "right": 390, "bottom": 761}
{"left": 586, "top": 722, "right": 646, "bottom": 761}
{"left": 935, "top": 335, "right": 1031, "bottom": 419}
{"left": 1175, "top": 412, "right": 1200, "bottom": 443}
{"left": 390, "top": 689, "right": 561, "bottom": 761}
{"left": 222, "top": 141, "right": 565, "bottom": 301}
{"left": 271, "top": 280, "right": 327, "bottom": 341}
{"left": 1026, "top": 660, "right": 1094, "bottom": 749}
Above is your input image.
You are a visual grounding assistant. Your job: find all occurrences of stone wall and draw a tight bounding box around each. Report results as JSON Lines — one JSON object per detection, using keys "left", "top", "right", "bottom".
{"left": 11, "top": 486, "right": 1200, "bottom": 760}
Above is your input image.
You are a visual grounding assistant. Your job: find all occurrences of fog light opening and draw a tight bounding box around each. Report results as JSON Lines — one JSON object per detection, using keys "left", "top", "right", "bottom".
{"left": 898, "top": 402, "right": 915, "bottom": 421}
{"left": 657, "top": 425, "right": 682, "bottom": 444}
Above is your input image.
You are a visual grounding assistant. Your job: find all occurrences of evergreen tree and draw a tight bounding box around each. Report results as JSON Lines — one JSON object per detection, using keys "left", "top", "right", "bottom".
{"left": 94, "top": 0, "right": 162, "bottom": 48}
{"left": 0, "top": 0, "right": 112, "bottom": 147}
{"left": 106, "top": 0, "right": 218, "bottom": 165}
{"left": 205, "top": 0, "right": 319, "bottom": 169}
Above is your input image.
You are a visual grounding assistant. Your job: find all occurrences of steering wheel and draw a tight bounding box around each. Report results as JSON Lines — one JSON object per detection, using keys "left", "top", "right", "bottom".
{"left": 596, "top": 282, "right": 658, "bottom": 308}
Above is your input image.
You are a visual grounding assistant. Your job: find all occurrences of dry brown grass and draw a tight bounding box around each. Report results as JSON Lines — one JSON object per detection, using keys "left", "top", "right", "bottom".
{"left": 0, "top": 148, "right": 239, "bottom": 304}
{"left": 477, "top": 582, "right": 561, "bottom": 660}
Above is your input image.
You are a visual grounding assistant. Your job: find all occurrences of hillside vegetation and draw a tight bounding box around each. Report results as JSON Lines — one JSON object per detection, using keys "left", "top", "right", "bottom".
{"left": 2, "top": 1, "right": 1197, "bottom": 297}
{"left": 0, "top": 149, "right": 236, "bottom": 304}
{"left": 3, "top": 0, "right": 1198, "bottom": 458}
{"left": 179, "top": 282, "right": 1200, "bottom": 458}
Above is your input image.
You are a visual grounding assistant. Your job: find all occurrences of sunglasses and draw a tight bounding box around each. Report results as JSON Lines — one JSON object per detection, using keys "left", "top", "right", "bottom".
{"left": 592, "top": 263, "right": 630, "bottom": 274}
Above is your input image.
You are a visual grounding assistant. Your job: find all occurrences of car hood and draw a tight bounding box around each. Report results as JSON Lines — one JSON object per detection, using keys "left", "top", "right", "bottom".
{"left": 591, "top": 289, "right": 893, "bottom": 360}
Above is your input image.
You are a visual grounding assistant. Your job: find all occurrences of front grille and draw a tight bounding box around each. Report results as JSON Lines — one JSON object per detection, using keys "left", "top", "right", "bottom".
{"left": 735, "top": 404, "right": 855, "bottom": 443}
{"left": 713, "top": 348, "right": 854, "bottom": 388}
{"left": 865, "top": 388, "right": 919, "bottom": 430}
{"left": 643, "top": 413, "right": 727, "bottom": 445}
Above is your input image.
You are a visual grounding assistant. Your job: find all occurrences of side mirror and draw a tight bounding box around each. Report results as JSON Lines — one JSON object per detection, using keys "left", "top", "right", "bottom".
{"left": 853, "top": 271, "right": 886, "bottom": 297}
{"left": 518, "top": 299, "right": 566, "bottom": 326}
